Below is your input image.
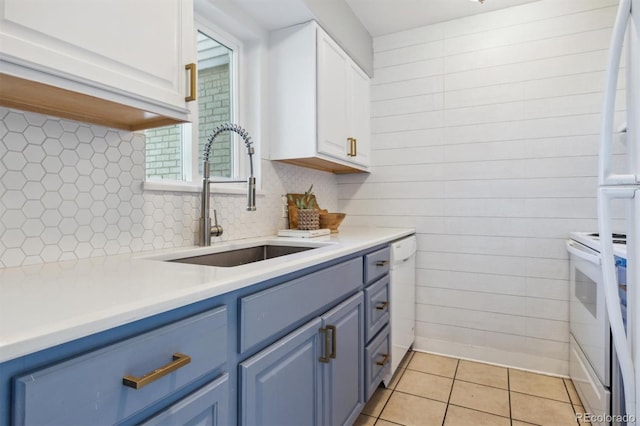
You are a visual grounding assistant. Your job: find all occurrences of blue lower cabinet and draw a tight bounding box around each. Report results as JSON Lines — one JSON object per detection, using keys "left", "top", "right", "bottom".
{"left": 240, "top": 292, "right": 365, "bottom": 426}
{"left": 322, "top": 292, "right": 364, "bottom": 426}
{"left": 141, "top": 373, "right": 229, "bottom": 425}
{"left": 240, "top": 317, "right": 323, "bottom": 425}
{"left": 0, "top": 250, "right": 393, "bottom": 426}
{"left": 12, "top": 307, "right": 227, "bottom": 425}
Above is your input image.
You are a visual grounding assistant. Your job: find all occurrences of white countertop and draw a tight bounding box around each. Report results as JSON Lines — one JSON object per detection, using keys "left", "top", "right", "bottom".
{"left": 0, "top": 227, "right": 414, "bottom": 363}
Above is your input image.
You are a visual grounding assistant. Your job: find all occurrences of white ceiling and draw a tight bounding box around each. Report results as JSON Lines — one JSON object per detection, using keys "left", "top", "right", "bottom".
{"left": 231, "top": 0, "right": 542, "bottom": 38}
{"left": 230, "top": 0, "right": 316, "bottom": 32}
{"left": 344, "top": 0, "right": 542, "bottom": 37}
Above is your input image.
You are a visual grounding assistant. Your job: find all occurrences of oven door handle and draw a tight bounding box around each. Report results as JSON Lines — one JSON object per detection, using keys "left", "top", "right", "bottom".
{"left": 565, "top": 240, "right": 601, "bottom": 266}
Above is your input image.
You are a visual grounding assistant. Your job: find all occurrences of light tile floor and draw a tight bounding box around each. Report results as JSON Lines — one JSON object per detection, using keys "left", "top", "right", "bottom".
{"left": 356, "top": 351, "right": 587, "bottom": 426}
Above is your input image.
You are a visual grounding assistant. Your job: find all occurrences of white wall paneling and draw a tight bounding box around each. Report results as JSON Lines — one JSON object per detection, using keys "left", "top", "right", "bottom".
{"left": 338, "top": 0, "right": 623, "bottom": 375}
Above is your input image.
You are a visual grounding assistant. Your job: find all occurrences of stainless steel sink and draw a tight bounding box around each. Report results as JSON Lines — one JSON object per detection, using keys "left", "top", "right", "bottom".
{"left": 168, "top": 244, "right": 317, "bottom": 267}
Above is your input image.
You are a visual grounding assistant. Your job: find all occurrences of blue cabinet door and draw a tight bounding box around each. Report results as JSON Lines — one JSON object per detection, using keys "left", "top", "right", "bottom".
{"left": 141, "top": 373, "right": 229, "bottom": 425}
{"left": 322, "top": 292, "right": 365, "bottom": 426}
{"left": 240, "top": 318, "right": 323, "bottom": 426}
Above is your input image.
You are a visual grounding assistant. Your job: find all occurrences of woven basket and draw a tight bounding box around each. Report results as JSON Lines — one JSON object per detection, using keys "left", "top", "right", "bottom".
{"left": 297, "top": 209, "right": 320, "bottom": 230}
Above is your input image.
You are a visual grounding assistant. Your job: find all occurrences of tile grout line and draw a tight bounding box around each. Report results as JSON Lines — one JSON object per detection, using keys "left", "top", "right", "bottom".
{"left": 510, "top": 389, "right": 579, "bottom": 404}
{"left": 379, "top": 378, "right": 396, "bottom": 424}
{"left": 454, "top": 376, "right": 514, "bottom": 392}
{"left": 441, "top": 358, "right": 460, "bottom": 426}
{"left": 507, "top": 368, "right": 513, "bottom": 426}
{"left": 561, "top": 378, "right": 582, "bottom": 426}
{"left": 373, "top": 351, "right": 413, "bottom": 425}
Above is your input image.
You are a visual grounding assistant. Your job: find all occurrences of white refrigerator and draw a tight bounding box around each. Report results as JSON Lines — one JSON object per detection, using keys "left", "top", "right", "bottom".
{"left": 598, "top": 0, "right": 639, "bottom": 423}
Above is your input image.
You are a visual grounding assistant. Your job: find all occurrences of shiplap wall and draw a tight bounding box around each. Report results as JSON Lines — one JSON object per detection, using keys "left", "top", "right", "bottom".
{"left": 338, "top": 0, "right": 626, "bottom": 375}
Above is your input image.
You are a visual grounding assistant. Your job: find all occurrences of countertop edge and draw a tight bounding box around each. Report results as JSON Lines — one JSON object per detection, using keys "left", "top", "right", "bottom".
{"left": 0, "top": 227, "right": 415, "bottom": 363}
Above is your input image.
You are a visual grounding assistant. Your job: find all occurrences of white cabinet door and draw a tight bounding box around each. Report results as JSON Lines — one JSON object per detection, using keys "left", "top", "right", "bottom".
{"left": 0, "top": 0, "right": 193, "bottom": 116}
{"left": 269, "top": 21, "right": 370, "bottom": 173}
{"left": 317, "top": 29, "right": 350, "bottom": 162}
{"left": 348, "top": 62, "right": 371, "bottom": 167}
{"left": 316, "top": 26, "right": 370, "bottom": 169}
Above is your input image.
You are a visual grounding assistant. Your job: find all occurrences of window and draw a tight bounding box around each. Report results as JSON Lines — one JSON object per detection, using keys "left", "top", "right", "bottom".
{"left": 145, "top": 26, "right": 239, "bottom": 185}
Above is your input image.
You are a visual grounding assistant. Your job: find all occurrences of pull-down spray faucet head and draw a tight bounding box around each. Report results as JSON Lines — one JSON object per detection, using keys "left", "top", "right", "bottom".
{"left": 203, "top": 123, "right": 256, "bottom": 211}
{"left": 199, "top": 123, "right": 256, "bottom": 246}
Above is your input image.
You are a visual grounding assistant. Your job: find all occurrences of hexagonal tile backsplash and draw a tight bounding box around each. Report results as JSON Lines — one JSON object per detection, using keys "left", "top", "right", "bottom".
{"left": 0, "top": 107, "right": 337, "bottom": 268}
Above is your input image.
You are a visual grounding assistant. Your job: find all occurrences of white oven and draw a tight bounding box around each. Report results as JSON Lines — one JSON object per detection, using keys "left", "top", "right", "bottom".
{"left": 568, "top": 239, "right": 610, "bottom": 386}
{"left": 567, "top": 233, "right": 627, "bottom": 426}
{"left": 568, "top": 239, "right": 611, "bottom": 425}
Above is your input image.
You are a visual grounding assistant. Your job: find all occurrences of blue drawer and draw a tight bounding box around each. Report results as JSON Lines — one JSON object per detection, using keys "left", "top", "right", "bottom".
{"left": 365, "top": 325, "right": 390, "bottom": 401}
{"left": 365, "top": 275, "right": 390, "bottom": 342}
{"left": 13, "top": 306, "right": 227, "bottom": 425}
{"left": 239, "top": 257, "right": 363, "bottom": 353}
{"left": 364, "top": 247, "right": 390, "bottom": 285}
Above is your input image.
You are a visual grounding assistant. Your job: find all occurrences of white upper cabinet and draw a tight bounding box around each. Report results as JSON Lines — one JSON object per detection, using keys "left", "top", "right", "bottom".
{"left": 0, "top": 0, "right": 196, "bottom": 130}
{"left": 269, "top": 21, "right": 370, "bottom": 173}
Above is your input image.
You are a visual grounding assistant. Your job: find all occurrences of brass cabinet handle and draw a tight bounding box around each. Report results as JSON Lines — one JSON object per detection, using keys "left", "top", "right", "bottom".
{"left": 375, "top": 260, "right": 389, "bottom": 267}
{"left": 376, "top": 354, "right": 390, "bottom": 366}
{"left": 185, "top": 63, "right": 197, "bottom": 101}
{"left": 122, "top": 353, "right": 191, "bottom": 389}
{"left": 327, "top": 325, "right": 337, "bottom": 359}
{"left": 352, "top": 138, "right": 357, "bottom": 157}
{"left": 347, "top": 137, "right": 355, "bottom": 156}
{"left": 319, "top": 327, "right": 331, "bottom": 363}
{"left": 376, "top": 301, "right": 389, "bottom": 311}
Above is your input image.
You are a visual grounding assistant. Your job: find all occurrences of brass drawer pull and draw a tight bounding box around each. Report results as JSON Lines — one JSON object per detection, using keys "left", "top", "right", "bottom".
{"left": 376, "top": 301, "right": 389, "bottom": 311}
{"left": 122, "top": 353, "right": 191, "bottom": 389}
{"left": 352, "top": 138, "right": 357, "bottom": 157}
{"left": 185, "top": 63, "right": 197, "bottom": 101}
{"left": 376, "top": 354, "right": 390, "bottom": 366}
{"left": 375, "top": 260, "right": 389, "bottom": 267}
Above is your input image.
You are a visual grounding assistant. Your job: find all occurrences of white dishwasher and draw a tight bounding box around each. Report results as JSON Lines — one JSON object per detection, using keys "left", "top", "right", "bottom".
{"left": 383, "top": 234, "right": 417, "bottom": 386}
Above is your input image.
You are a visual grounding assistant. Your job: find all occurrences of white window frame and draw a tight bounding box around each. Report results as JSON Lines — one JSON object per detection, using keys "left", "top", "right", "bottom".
{"left": 143, "top": 19, "right": 252, "bottom": 195}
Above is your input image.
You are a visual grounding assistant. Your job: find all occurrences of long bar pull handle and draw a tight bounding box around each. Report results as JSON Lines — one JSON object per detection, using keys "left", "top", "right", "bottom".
{"left": 185, "top": 63, "right": 197, "bottom": 102}
{"left": 376, "top": 354, "right": 390, "bottom": 366}
{"left": 376, "top": 301, "right": 389, "bottom": 311}
{"left": 352, "top": 138, "right": 357, "bottom": 157}
{"left": 327, "top": 325, "right": 337, "bottom": 359}
{"left": 122, "top": 353, "right": 191, "bottom": 389}
{"left": 375, "top": 260, "right": 389, "bottom": 267}
{"left": 319, "top": 327, "right": 331, "bottom": 363}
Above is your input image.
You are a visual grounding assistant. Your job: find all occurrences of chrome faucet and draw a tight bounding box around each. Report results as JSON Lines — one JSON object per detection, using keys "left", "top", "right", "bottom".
{"left": 200, "top": 123, "right": 256, "bottom": 246}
